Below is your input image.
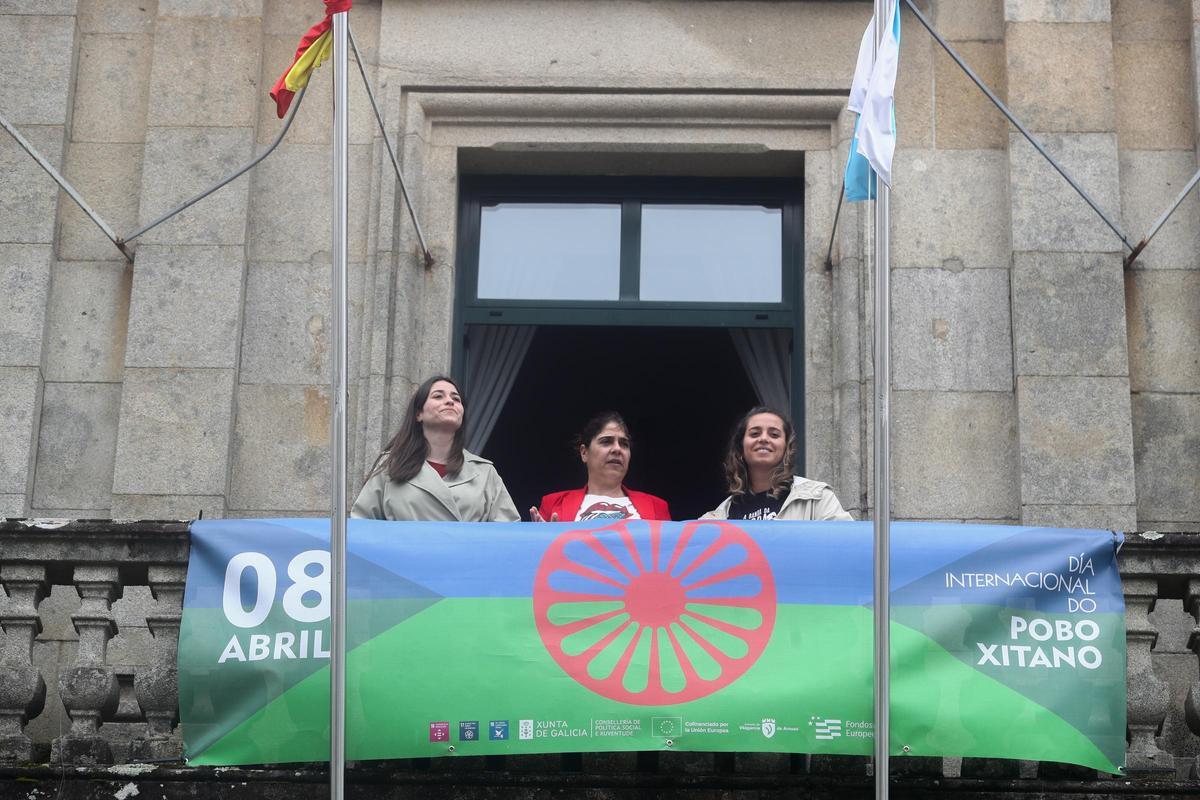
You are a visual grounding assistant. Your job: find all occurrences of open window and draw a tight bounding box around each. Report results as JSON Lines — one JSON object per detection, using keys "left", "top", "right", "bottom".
{"left": 452, "top": 176, "right": 805, "bottom": 519}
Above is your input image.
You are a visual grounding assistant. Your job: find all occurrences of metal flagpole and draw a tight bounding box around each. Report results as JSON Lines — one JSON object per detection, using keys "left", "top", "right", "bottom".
{"left": 871, "top": 1, "right": 893, "bottom": 798}
{"left": 329, "top": 10, "right": 349, "bottom": 800}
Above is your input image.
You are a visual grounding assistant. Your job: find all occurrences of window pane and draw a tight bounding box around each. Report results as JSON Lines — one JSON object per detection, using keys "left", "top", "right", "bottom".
{"left": 477, "top": 203, "right": 622, "bottom": 300}
{"left": 639, "top": 205, "right": 782, "bottom": 302}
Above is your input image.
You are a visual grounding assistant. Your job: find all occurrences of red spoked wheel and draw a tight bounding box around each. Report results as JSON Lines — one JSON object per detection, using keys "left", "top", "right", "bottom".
{"left": 533, "top": 519, "right": 776, "bottom": 705}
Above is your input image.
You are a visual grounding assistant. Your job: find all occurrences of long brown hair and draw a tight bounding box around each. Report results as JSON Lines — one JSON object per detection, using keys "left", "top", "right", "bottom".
{"left": 368, "top": 375, "right": 467, "bottom": 485}
{"left": 722, "top": 405, "right": 796, "bottom": 498}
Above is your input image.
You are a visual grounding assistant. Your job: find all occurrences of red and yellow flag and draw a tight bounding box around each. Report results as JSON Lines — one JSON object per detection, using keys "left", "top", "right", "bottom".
{"left": 269, "top": 0, "right": 353, "bottom": 119}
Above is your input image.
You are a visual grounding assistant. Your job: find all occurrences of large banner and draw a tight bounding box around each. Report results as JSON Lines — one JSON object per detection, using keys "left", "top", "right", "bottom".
{"left": 180, "top": 519, "right": 1125, "bottom": 772}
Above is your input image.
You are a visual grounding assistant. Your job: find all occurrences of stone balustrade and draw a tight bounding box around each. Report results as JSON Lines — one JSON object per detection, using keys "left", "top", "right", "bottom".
{"left": 0, "top": 520, "right": 1198, "bottom": 796}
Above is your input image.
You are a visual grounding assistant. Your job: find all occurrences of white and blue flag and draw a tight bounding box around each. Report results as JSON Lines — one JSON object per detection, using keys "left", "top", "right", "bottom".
{"left": 845, "top": 2, "right": 901, "bottom": 201}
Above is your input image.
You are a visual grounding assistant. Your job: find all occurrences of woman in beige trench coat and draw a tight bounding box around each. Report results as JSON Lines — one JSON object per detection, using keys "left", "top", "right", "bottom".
{"left": 351, "top": 375, "right": 520, "bottom": 522}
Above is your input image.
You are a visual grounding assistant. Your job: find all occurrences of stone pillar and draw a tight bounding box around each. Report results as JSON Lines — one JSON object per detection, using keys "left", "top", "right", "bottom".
{"left": 1124, "top": 576, "right": 1173, "bottom": 774}
{"left": 1122, "top": 0, "right": 1200, "bottom": 532}
{"left": 53, "top": 565, "right": 121, "bottom": 764}
{"left": 32, "top": 0, "right": 154, "bottom": 518}
{"left": 1184, "top": 579, "right": 1200, "bottom": 778}
{"left": 109, "top": 2, "right": 265, "bottom": 520}
{"left": 0, "top": 564, "right": 48, "bottom": 763}
{"left": 893, "top": 0, "right": 1017, "bottom": 525}
{"left": 0, "top": 3, "right": 77, "bottom": 516}
{"left": 1004, "top": 1, "right": 1137, "bottom": 531}
{"left": 130, "top": 566, "right": 185, "bottom": 761}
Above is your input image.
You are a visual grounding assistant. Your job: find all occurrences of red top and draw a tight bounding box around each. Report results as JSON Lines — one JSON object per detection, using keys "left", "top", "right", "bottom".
{"left": 427, "top": 461, "right": 448, "bottom": 478}
{"left": 537, "top": 487, "right": 671, "bottom": 522}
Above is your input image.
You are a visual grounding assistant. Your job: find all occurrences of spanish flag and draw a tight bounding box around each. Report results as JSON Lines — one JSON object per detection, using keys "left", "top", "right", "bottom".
{"left": 270, "top": 0, "right": 353, "bottom": 119}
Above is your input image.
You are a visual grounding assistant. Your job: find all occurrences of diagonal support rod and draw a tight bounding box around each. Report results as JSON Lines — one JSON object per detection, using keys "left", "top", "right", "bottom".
{"left": 1124, "top": 166, "right": 1200, "bottom": 268}
{"left": 901, "top": 0, "right": 1135, "bottom": 252}
{"left": 123, "top": 83, "right": 309, "bottom": 246}
{"left": 1, "top": 112, "right": 133, "bottom": 261}
{"left": 348, "top": 24, "right": 434, "bottom": 268}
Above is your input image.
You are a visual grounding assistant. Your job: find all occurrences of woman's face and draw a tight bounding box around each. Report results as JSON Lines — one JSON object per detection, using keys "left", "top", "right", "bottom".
{"left": 580, "top": 421, "right": 631, "bottom": 484}
{"left": 742, "top": 412, "right": 787, "bottom": 472}
{"left": 416, "top": 380, "right": 464, "bottom": 431}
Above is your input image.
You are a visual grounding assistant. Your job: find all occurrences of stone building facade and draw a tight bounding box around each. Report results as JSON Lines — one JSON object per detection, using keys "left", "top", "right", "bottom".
{"left": 3, "top": 2, "right": 1200, "bottom": 792}
{"left": 1, "top": 0, "right": 1197, "bottom": 532}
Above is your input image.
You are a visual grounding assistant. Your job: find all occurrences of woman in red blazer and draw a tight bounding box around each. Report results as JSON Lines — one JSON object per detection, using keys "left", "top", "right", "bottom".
{"left": 531, "top": 411, "right": 671, "bottom": 522}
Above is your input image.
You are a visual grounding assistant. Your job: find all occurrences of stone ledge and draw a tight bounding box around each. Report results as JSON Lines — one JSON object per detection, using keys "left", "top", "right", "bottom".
{"left": 0, "top": 764, "right": 1196, "bottom": 799}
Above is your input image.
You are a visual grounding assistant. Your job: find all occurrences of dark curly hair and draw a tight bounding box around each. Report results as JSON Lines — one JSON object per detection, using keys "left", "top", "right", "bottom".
{"left": 722, "top": 406, "right": 796, "bottom": 498}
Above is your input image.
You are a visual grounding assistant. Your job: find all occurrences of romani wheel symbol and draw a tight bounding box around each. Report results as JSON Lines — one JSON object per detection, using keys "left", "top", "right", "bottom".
{"left": 533, "top": 519, "right": 776, "bottom": 705}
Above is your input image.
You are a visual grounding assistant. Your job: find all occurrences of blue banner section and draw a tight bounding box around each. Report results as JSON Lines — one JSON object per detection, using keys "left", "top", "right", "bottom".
{"left": 188, "top": 519, "right": 1121, "bottom": 612}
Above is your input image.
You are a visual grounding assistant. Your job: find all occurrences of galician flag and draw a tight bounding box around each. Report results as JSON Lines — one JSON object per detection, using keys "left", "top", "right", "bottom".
{"left": 269, "top": 0, "right": 353, "bottom": 119}
{"left": 844, "top": 1, "right": 901, "bottom": 201}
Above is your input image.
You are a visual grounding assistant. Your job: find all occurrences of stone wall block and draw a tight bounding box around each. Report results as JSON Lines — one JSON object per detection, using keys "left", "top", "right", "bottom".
{"left": 230, "top": 383, "right": 359, "bottom": 513}
{"left": 0, "top": 244, "right": 53, "bottom": 366}
{"left": 0, "top": 367, "right": 42, "bottom": 503}
{"left": 835, "top": 381, "right": 864, "bottom": 517}
{"left": 894, "top": 5, "right": 933, "bottom": 150}
{"left": 0, "top": 14, "right": 75, "bottom": 125}
{"left": 157, "top": 0, "right": 262, "bottom": 17}
{"left": 1009, "top": 133, "right": 1122, "bottom": 253}
{"left": 0, "top": 126, "right": 65, "bottom": 245}
{"left": 1004, "top": 1, "right": 1111, "bottom": 24}
{"left": 43, "top": 259, "right": 132, "bottom": 383}
{"left": 1126, "top": 269, "right": 1200, "bottom": 392}
{"left": 893, "top": 391, "right": 1018, "bottom": 520}
{"left": 0, "top": 564, "right": 48, "bottom": 763}
{"left": 123, "top": 246, "right": 245, "bottom": 369}
{"left": 53, "top": 566, "right": 120, "bottom": 765}
{"left": 1132, "top": 393, "right": 1200, "bottom": 525}
{"left": 1006, "top": 22, "right": 1114, "bottom": 131}
{"left": 891, "top": 149, "right": 1010, "bottom": 269}
{"left": 137, "top": 127, "right": 252, "bottom": 246}
{"left": 933, "top": 0, "right": 1004, "bottom": 40}
{"left": 934, "top": 41, "right": 1008, "bottom": 149}
{"left": 77, "top": 1, "right": 154, "bottom": 34}
{"left": 1011, "top": 252, "right": 1129, "bottom": 376}
{"left": 1113, "top": 0, "right": 1192, "bottom": 41}
{"left": 247, "top": 144, "right": 373, "bottom": 263}
{"left": 109, "top": 494, "right": 225, "bottom": 521}
{"left": 240, "top": 258, "right": 366, "bottom": 385}
{"left": 146, "top": 17, "right": 260, "bottom": 128}
{"left": 71, "top": 32, "right": 153, "bottom": 143}
{"left": 111, "top": 368, "right": 235, "bottom": 497}
{"left": 1114, "top": 39, "right": 1195, "bottom": 150}
{"left": 805, "top": 381, "right": 834, "bottom": 488}
{"left": 1020, "top": 503, "right": 1138, "bottom": 530}
{"left": 1125, "top": 577, "right": 1175, "bottom": 774}
{"left": 1016, "top": 376, "right": 1137, "bottom": 507}
{"left": 805, "top": 272, "right": 834, "bottom": 393}
{"left": 130, "top": 566, "right": 184, "bottom": 761}
{"left": 379, "top": 1, "right": 866, "bottom": 91}
{"left": 1120, "top": 150, "right": 1200, "bottom": 271}
{"left": 32, "top": 382, "right": 122, "bottom": 514}
{"left": 59, "top": 143, "right": 144, "bottom": 261}
{"left": 893, "top": 268, "right": 1013, "bottom": 392}
{"left": 0, "top": 1, "right": 77, "bottom": 13}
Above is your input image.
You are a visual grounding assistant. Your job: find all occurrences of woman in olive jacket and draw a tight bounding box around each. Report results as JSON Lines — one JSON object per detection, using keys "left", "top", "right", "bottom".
{"left": 352, "top": 375, "right": 520, "bottom": 522}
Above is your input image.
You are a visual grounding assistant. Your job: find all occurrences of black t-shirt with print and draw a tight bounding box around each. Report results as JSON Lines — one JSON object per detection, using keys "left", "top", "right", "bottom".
{"left": 727, "top": 490, "right": 784, "bottom": 521}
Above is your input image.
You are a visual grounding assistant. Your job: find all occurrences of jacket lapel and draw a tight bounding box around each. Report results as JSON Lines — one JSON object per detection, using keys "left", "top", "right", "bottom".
{"left": 410, "top": 461, "right": 461, "bottom": 518}
{"left": 559, "top": 488, "right": 586, "bottom": 523}
{"left": 625, "top": 487, "right": 654, "bottom": 520}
